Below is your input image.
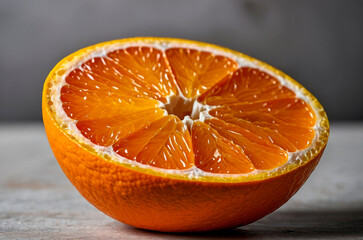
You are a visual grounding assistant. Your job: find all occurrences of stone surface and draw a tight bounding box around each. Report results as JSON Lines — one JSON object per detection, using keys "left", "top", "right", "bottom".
{"left": 0, "top": 122, "right": 362, "bottom": 239}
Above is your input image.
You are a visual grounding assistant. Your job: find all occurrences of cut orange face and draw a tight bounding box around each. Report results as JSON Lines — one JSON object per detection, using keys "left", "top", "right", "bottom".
{"left": 43, "top": 37, "right": 329, "bottom": 232}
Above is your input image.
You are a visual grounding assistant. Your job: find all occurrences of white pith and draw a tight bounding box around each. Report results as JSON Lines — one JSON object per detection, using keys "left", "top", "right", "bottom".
{"left": 48, "top": 39, "right": 328, "bottom": 180}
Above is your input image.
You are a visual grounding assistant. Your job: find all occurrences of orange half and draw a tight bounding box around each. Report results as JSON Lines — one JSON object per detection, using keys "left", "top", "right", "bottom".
{"left": 43, "top": 37, "right": 329, "bottom": 232}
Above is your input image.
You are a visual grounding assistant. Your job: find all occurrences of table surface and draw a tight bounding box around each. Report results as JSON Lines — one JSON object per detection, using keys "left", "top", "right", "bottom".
{"left": 1, "top": 122, "right": 362, "bottom": 240}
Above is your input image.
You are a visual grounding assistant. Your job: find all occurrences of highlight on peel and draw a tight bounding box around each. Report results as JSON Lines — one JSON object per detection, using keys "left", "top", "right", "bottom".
{"left": 43, "top": 37, "right": 329, "bottom": 232}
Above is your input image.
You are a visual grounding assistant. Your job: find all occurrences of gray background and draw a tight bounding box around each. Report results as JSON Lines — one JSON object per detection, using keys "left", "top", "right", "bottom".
{"left": 1, "top": 0, "right": 362, "bottom": 122}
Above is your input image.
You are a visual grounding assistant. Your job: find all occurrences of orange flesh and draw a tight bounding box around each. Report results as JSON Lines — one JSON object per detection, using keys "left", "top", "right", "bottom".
{"left": 61, "top": 46, "right": 317, "bottom": 174}
{"left": 165, "top": 48, "right": 238, "bottom": 98}
{"left": 113, "top": 115, "right": 194, "bottom": 169}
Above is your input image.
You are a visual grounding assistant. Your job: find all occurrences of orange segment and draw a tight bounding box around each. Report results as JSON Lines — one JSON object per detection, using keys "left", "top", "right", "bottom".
{"left": 256, "top": 122, "right": 315, "bottom": 150}
{"left": 191, "top": 121, "right": 255, "bottom": 174}
{"left": 205, "top": 118, "right": 288, "bottom": 170}
{"left": 76, "top": 108, "right": 165, "bottom": 147}
{"left": 208, "top": 112, "right": 299, "bottom": 152}
{"left": 113, "top": 116, "right": 194, "bottom": 170}
{"left": 165, "top": 48, "right": 238, "bottom": 98}
{"left": 209, "top": 98, "right": 316, "bottom": 151}
{"left": 107, "top": 47, "right": 178, "bottom": 100}
{"left": 199, "top": 67, "right": 295, "bottom": 105}
{"left": 226, "top": 98, "right": 316, "bottom": 127}
{"left": 61, "top": 84, "right": 160, "bottom": 120}
{"left": 71, "top": 57, "right": 163, "bottom": 100}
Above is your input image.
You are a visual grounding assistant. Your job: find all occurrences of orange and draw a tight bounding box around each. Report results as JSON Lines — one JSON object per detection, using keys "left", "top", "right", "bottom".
{"left": 42, "top": 37, "right": 329, "bottom": 232}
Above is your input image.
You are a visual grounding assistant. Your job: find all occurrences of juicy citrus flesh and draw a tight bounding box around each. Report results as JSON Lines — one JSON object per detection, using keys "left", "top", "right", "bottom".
{"left": 56, "top": 43, "right": 320, "bottom": 176}
{"left": 43, "top": 38, "right": 329, "bottom": 232}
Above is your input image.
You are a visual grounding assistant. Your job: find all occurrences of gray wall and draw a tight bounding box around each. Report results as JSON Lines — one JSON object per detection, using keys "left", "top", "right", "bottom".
{"left": 1, "top": 0, "right": 362, "bottom": 121}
